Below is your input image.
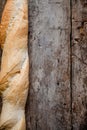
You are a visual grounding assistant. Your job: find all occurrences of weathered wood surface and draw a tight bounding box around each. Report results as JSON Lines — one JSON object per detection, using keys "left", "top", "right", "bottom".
{"left": 72, "top": 0, "right": 87, "bottom": 129}
{"left": 26, "top": 0, "right": 71, "bottom": 130}
{"left": 1, "top": 0, "right": 87, "bottom": 130}
{"left": 0, "top": 0, "right": 6, "bottom": 21}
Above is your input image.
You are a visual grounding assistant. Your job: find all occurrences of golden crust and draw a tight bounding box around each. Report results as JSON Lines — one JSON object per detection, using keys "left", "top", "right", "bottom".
{"left": 0, "top": 0, "right": 14, "bottom": 48}
{"left": 0, "top": 0, "right": 29, "bottom": 129}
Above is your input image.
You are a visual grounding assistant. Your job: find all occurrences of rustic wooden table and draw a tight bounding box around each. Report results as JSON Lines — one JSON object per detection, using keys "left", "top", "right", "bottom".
{"left": 0, "top": 0, "right": 87, "bottom": 130}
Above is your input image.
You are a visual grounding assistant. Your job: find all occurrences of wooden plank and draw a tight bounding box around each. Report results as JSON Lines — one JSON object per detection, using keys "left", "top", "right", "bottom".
{"left": 72, "top": 0, "right": 87, "bottom": 129}
{"left": 26, "top": 0, "right": 71, "bottom": 130}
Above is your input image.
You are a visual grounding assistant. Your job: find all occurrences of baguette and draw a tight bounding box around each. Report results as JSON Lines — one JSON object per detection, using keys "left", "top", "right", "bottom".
{"left": 0, "top": 0, "right": 29, "bottom": 130}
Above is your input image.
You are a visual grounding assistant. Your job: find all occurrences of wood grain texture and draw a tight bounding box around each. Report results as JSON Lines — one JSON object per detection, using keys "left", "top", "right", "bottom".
{"left": 26, "top": 0, "right": 71, "bottom": 130}
{"left": 72, "top": 0, "right": 87, "bottom": 129}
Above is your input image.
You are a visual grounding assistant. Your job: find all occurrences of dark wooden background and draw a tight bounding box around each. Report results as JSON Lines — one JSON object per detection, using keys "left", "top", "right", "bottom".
{"left": 0, "top": 0, "right": 87, "bottom": 130}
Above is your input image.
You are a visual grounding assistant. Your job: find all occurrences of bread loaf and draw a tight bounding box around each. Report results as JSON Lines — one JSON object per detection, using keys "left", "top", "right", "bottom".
{"left": 0, "top": 0, "right": 29, "bottom": 129}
